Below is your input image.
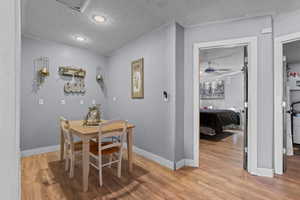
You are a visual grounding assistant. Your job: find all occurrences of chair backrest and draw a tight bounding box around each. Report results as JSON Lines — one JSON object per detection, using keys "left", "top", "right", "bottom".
{"left": 98, "top": 120, "right": 128, "bottom": 152}
{"left": 60, "top": 117, "right": 73, "bottom": 145}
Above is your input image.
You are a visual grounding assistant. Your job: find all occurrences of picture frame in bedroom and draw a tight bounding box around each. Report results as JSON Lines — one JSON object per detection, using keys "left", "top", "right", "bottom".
{"left": 200, "top": 80, "right": 225, "bottom": 99}
{"left": 131, "top": 58, "right": 144, "bottom": 99}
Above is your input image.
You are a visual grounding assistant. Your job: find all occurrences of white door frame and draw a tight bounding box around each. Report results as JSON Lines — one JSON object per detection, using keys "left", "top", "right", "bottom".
{"left": 1, "top": 0, "right": 21, "bottom": 198}
{"left": 193, "top": 37, "right": 258, "bottom": 174}
{"left": 274, "top": 32, "right": 300, "bottom": 174}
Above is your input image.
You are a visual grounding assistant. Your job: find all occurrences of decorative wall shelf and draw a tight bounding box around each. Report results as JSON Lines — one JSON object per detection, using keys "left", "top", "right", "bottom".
{"left": 59, "top": 66, "right": 86, "bottom": 78}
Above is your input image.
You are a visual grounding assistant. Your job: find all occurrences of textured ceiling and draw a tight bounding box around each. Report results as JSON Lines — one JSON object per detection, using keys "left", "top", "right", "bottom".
{"left": 199, "top": 46, "right": 244, "bottom": 78}
{"left": 22, "top": 0, "right": 300, "bottom": 55}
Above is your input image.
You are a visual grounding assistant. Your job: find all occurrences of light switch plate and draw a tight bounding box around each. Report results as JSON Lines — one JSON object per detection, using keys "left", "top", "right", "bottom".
{"left": 39, "top": 99, "right": 44, "bottom": 105}
{"left": 80, "top": 100, "right": 84, "bottom": 105}
{"left": 61, "top": 99, "right": 66, "bottom": 105}
{"left": 92, "top": 99, "right": 96, "bottom": 105}
{"left": 113, "top": 97, "right": 117, "bottom": 101}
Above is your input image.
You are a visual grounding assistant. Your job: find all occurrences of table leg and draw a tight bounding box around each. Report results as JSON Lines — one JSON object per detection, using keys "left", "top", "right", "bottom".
{"left": 82, "top": 137, "right": 90, "bottom": 192}
{"left": 127, "top": 128, "right": 134, "bottom": 172}
{"left": 60, "top": 129, "right": 65, "bottom": 161}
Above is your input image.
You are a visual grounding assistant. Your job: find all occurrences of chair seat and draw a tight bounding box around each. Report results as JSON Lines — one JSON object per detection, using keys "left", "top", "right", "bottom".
{"left": 73, "top": 140, "right": 98, "bottom": 151}
{"left": 90, "top": 142, "right": 120, "bottom": 155}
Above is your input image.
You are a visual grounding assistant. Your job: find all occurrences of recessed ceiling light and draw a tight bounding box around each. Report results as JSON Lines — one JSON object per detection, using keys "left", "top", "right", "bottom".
{"left": 74, "top": 35, "right": 86, "bottom": 42}
{"left": 93, "top": 15, "right": 106, "bottom": 23}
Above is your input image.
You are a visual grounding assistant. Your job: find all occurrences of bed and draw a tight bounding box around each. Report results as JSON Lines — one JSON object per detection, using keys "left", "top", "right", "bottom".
{"left": 200, "top": 109, "right": 240, "bottom": 136}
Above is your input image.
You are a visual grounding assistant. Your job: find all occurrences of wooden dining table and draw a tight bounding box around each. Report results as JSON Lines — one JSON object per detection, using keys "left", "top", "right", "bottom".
{"left": 59, "top": 120, "right": 135, "bottom": 192}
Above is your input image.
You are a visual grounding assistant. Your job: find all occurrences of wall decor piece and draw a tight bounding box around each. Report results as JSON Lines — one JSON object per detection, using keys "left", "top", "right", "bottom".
{"left": 131, "top": 58, "right": 144, "bottom": 99}
{"left": 64, "top": 79, "right": 86, "bottom": 94}
{"left": 96, "top": 66, "right": 104, "bottom": 83}
{"left": 58, "top": 66, "right": 86, "bottom": 78}
{"left": 59, "top": 66, "right": 86, "bottom": 94}
{"left": 200, "top": 80, "right": 225, "bottom": 99}
{"left": 83, "top": 105, "right": 102, "bottom": 126}
{"left": 96, "top": 74, "right": 103, "bottom": 82}
{"left": 34, "top": 57, "right": 50, "bottom": 85}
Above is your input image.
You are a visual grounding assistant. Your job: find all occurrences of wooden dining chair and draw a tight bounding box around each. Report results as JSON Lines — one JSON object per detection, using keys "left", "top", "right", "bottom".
{"left": 89, "top": 120, "right": 128, "bottom": 187}
{"left": 60, "top": 117, "right": 97, "bottom": 178}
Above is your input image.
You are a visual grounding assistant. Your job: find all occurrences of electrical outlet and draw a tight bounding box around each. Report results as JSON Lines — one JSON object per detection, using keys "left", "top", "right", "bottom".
{"left": 61, "top": 99, "right": 66, "bottom": 105}
{"left": 113, "top": 97, "right": 117, "bottom": 101}
{"left": 92, "top": 99, "right": 96, "bottom": 105}
{"left": 80, "top": 100, "right": 84, "bottom": 105}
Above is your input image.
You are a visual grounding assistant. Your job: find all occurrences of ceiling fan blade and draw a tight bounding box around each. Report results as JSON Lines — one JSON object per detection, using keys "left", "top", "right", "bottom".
{"left": 204, "top": 67, "right": 215, "bottom": 73}
{"left": 216, "top": 68, "right": 231, "bottom": 71}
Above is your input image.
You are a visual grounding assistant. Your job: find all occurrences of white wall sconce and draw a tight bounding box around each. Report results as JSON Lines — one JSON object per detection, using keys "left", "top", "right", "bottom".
{"left": 96, "top": 67, "right": 104, "bottom": 83}
{"left": 96, "top": 74, "right": 103, "bottom": 82}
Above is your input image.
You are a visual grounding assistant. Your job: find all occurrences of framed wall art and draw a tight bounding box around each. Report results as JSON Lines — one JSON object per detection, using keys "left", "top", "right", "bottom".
{"left": 200, "top": 80, "right": 225, "bottom": 99}
{"left": 131, "top": 58, "right": 144, "bottom": 99}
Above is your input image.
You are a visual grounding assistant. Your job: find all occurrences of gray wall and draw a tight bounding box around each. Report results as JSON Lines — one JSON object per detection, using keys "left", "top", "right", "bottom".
{"left": 21, "top": 36, "right": 108, "bottom": 150}
{"left": 184, "top": 16, "right": 274, "bottom": 169}
{"left": 274, "top": 10, "right": 300, "bottom": 37}
{"left": 22, "top": 12, "right": 300, "bottom": 169}
{"left": 175, "top": 24, "right": 185, "bottom": 162}
{"left": 200, "top": 73, "right": 244, "bottom": 110}
{"left": 107, "top": 23, "right": 177, "bottom": 162}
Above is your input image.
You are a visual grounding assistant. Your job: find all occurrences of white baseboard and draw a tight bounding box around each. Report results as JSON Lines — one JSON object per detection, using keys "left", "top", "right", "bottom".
{"left": 21, "top": 144, "right": 195, "bottom": 172}
{"left": 175, "top": 159, "right": 196, "bottom": 169}
{"left": 21, "top": 145, "right": 59, "bottom": 157}
{"left": 252, "top": 168, "right": 274, "bottom": 177}
{"left": 175, "top": 159, "right": 185, "bottom": 170}
{"left": 22, "top": 143, "right": 176, "bottom": 170}
{"left": 184, "top": 159, "right": 197, "bottom": 167}
{"left": 132, "top": 146, "right": 175, "bottom": 170}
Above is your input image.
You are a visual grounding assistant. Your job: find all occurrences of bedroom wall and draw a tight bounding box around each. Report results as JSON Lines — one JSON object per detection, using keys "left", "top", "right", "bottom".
{"left": 200, "top": 48, "right": 244, "bottom": 110}
{"left": 200, "top": 73, "right": 244, "bottom": 110}
{"left": 107, "top": 23, "right": 178, "bottom": 163}
{"left": 21, "top": 36, "right": 108, "bottom": 151}
{"left": 184, "top": 16, "right": 274, "bottom": 169}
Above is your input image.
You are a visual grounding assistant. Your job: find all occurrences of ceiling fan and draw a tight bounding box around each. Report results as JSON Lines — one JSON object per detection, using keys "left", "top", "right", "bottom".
{"left": 204, "top": 61, "right": 232, "bottom": 74}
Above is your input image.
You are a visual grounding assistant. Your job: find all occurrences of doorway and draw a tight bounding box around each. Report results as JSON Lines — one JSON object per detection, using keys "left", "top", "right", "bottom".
{"left": 274, "top": 32, "right": 300, "bottom": 174}
{"left": 193, "top": 37, "right": 258, "bottom": 174}
{"left": 275, "top": 37, "right": 300, "bottom": 174}
{"left": 198, "top": 45, "right": 248, "bottom": 170}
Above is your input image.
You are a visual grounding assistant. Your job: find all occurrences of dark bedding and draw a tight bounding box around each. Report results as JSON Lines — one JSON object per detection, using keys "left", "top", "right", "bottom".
{"left": 200, "top": 109, "right": 240, "bottom": 135}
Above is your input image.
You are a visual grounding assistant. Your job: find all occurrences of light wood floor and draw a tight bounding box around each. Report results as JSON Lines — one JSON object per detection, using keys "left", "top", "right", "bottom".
{"left": 22, "top": 132, "right": 300, "bottom": 200}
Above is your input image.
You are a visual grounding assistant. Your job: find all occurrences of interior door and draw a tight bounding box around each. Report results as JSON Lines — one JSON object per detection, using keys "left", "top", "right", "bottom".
{"left": 243, "top": 46, "right": 249, "bottom": 170}
{"left": 282, "top": 44, "right": 288, "bottom": 172}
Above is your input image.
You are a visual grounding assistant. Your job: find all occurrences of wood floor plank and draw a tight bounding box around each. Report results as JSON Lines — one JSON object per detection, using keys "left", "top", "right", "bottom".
{"left": 22, "top": 130, "right": 300, "bottom": 200}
